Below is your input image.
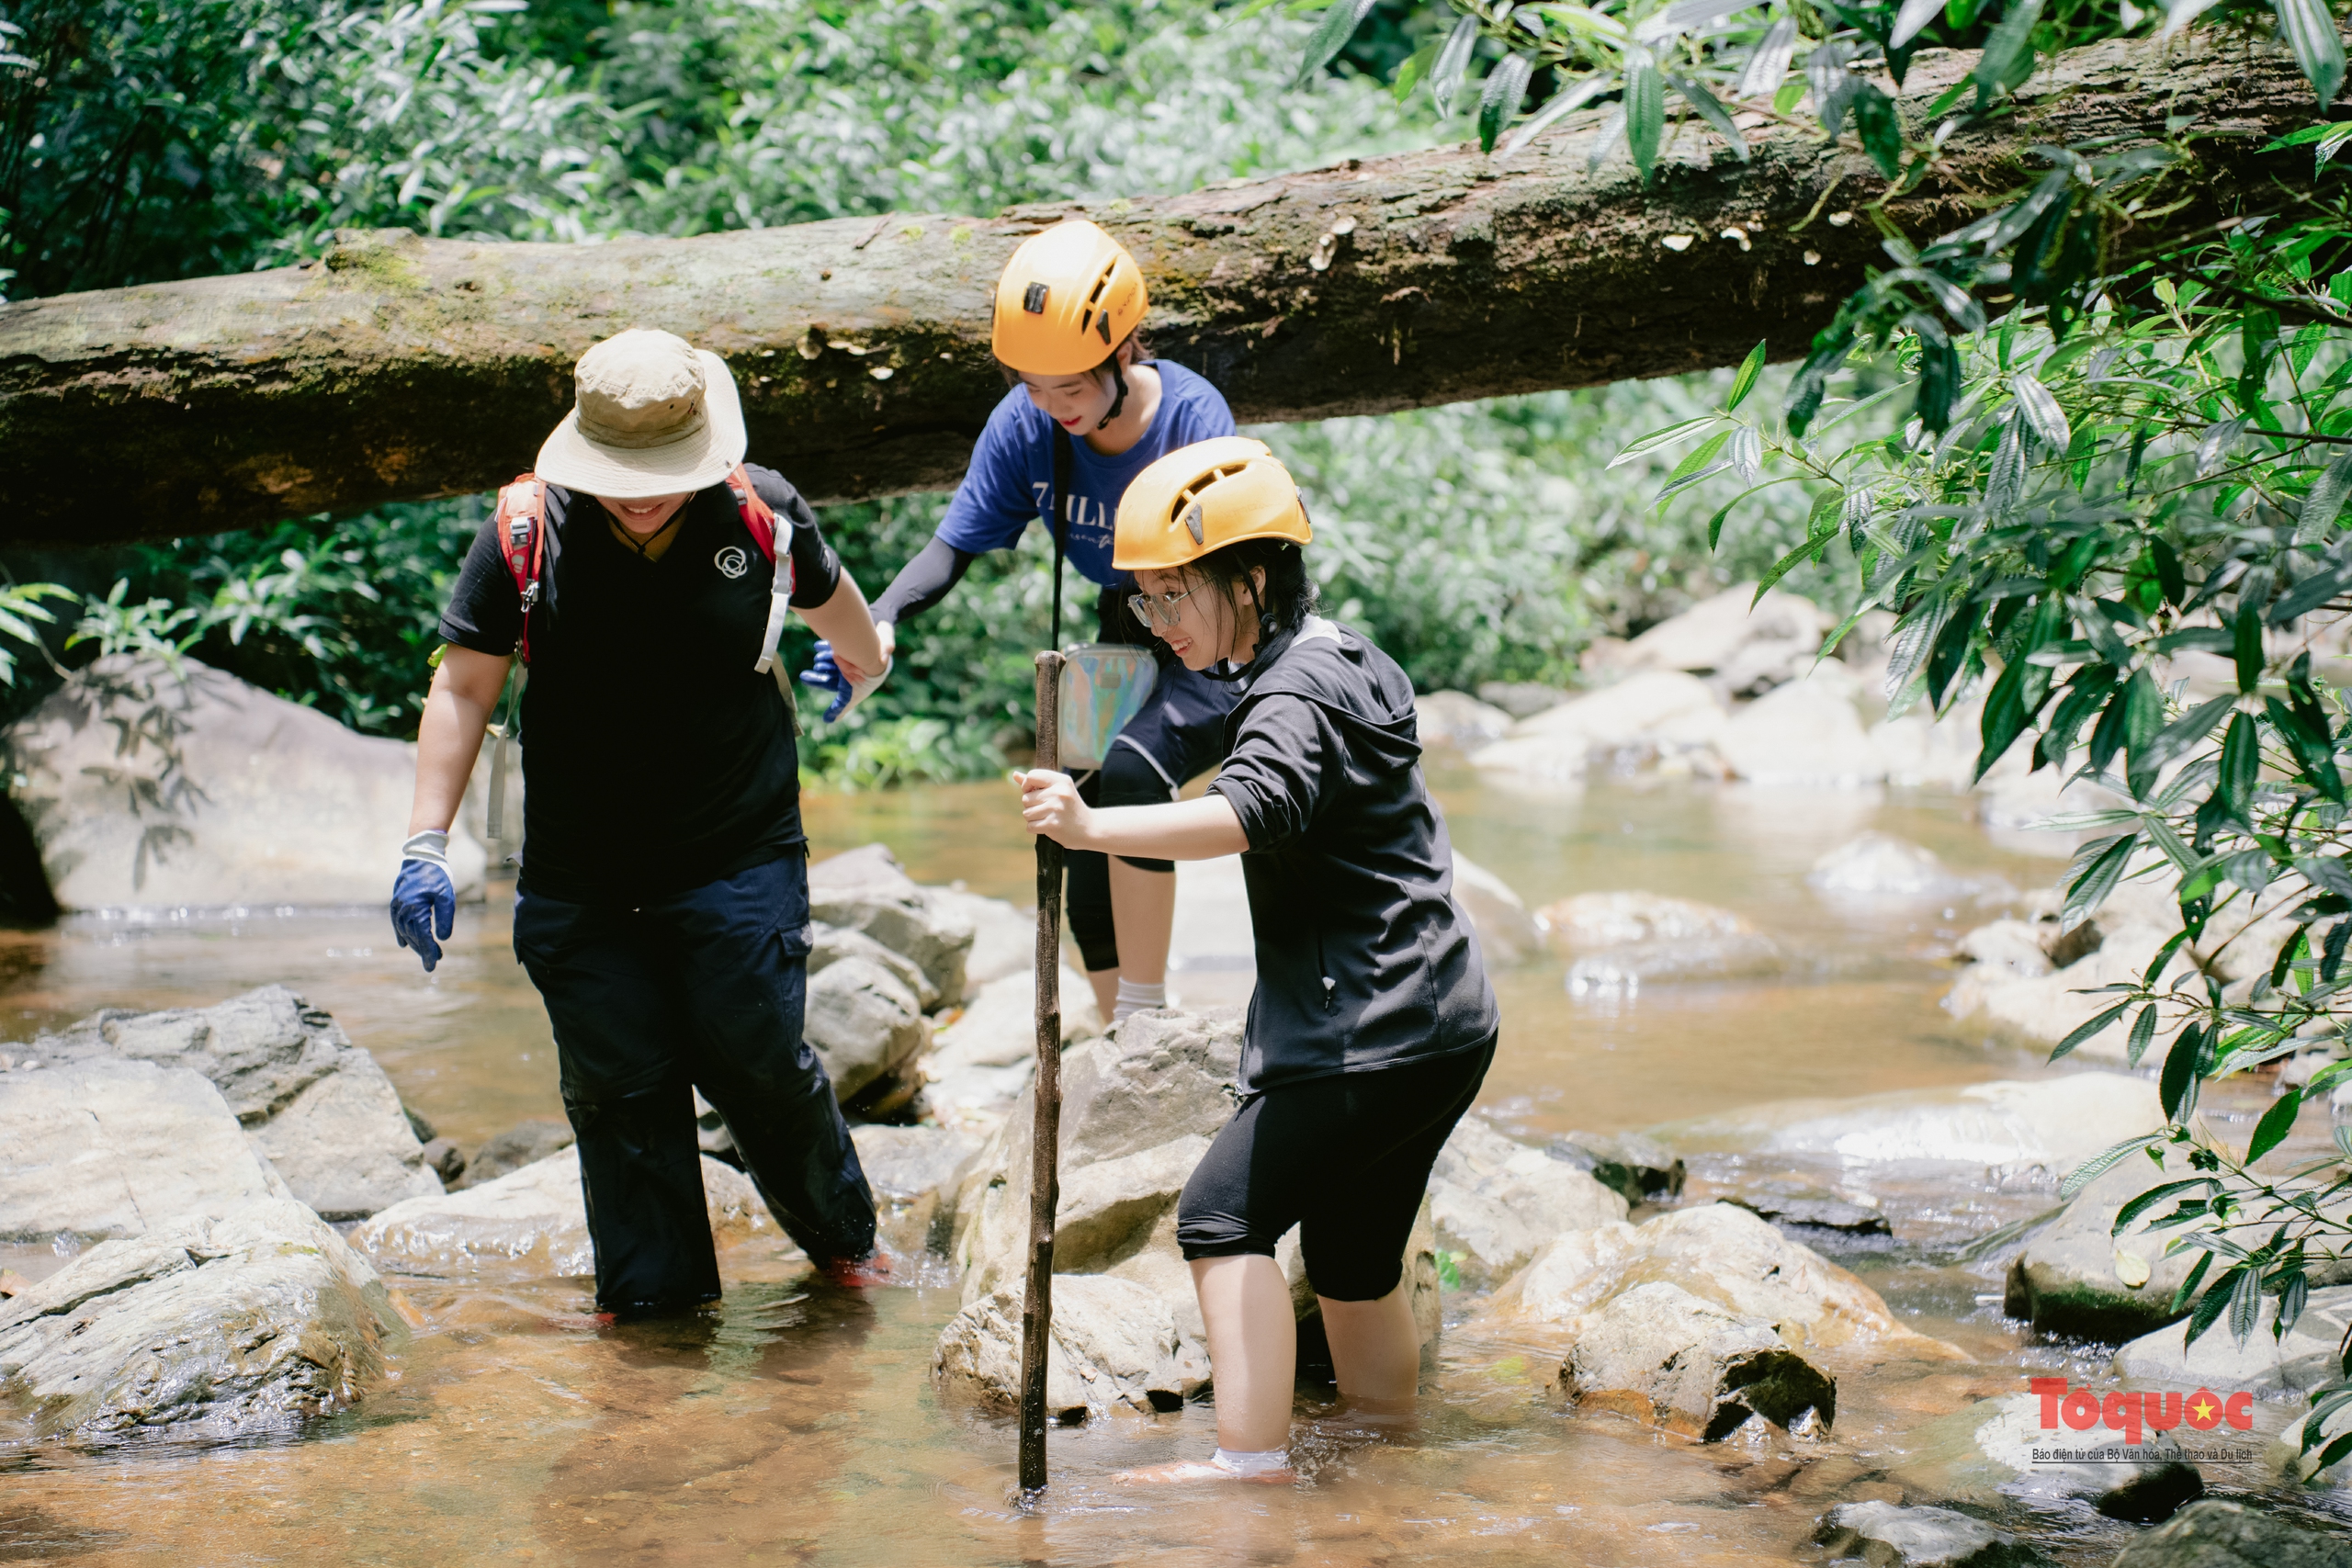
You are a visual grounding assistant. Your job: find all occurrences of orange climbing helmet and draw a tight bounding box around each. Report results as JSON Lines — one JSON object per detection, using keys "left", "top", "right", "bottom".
{"left": 1114, "top": 437, "right": 1313, "bottom": 572}
{"left": 991, "top": 219, "right": 1148, "bottom": 376}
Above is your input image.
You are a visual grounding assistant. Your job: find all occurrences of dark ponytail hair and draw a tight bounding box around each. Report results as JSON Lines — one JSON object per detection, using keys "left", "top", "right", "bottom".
{"left": 1184, "top": 536, "right": 1317, "bottom": 649}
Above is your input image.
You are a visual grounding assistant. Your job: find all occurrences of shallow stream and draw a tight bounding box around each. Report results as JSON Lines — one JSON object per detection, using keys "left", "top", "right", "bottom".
{"left": 4, "top": 765, "right": 2347, "bottom": 1565}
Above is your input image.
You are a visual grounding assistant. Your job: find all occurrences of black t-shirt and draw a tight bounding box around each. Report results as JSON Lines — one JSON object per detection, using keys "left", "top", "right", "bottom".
{"left": 438, "top": 464, "right": 842, "bottom": 905}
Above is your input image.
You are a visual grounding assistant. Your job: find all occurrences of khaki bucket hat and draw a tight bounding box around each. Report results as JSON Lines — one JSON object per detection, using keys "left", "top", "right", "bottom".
{"left": 535, "top": 328, "right": 747, "bottom": 499}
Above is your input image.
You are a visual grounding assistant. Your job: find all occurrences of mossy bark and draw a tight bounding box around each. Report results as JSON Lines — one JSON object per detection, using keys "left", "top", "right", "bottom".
{"left": 0, "top": 33, "right": 2325, "bottom": 544}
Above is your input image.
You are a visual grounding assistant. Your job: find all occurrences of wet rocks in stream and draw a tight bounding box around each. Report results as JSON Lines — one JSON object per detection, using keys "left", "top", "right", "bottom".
{"left": 808, "top": 842, "right": 975, "bottom": 1008}
{"left": 1724, "top": 1191, "right": 1896, "bottom": 1254}
{"left": 1893, "top": 1393, "right": 2205, "bottom": 1522}
{"left": 1539, "top": 887, "right": 1781, "bottom": 995}
{"left": 1812, "top": 1501, "right": 2052, "bottom": 1568}
{"left": 17, "top": 985, "right": 441, "bottom": 1220}
{"left": 0, "top": 1198, "right": 403, "bottom": 1444}
{"left": 2107, "top": 1500, "right": 2350, "bottom": 1568}
{"left": 852, "top": 1122, "right": 977, "bottom": 1253}
{"left": 355, "top": 1148, "right": 769, "bottom": 1277}
{"left": 932, "top": 1274, "right": 1209, "bottom": 1423}
{"left": 453, "top": 1118, "right": 575, "bottom": 1189}
{"left": 1563, "top": 1280, "right": 1837, "bottom": 1440}
{"left": 804, "top": 955, "right": 929, "bottom": 1106}
{"left": 923, "top": 965, "right": 1102, "bottom": 1122}
{"left": 1, "top": 1055, "right": 291, "bottom": 1242}
{"left": 1545, "top": 1127, "right": 1686, "bottom": 1203}
{"left": 1424, "top": 1114, "right": 1626, "bottom": 1287}
{"left": 2113, "top": 1287, "right": 2352, "bottom": 1396}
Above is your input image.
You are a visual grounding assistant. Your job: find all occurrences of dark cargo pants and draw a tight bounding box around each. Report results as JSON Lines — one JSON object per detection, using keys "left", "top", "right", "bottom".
{"left": 513, "top": 852, "right": 876, "bottom": 1314}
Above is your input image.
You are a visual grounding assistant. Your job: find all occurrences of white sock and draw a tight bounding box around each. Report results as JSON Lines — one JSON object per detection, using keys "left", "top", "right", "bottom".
{"left": 1113, "top": 979, "right": 1167, "bottom": 1023}
{"left": 1211, "top": 1448, "right": 1289, "bottom": 1477}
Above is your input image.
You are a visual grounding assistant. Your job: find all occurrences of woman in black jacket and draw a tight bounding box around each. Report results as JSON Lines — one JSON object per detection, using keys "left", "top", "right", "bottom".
{"left": 1018, "top": 436, "right": 1499, "bottom": 1483}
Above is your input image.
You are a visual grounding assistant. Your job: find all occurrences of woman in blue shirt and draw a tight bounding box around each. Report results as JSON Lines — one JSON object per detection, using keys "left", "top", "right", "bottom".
{"left": 851, "top": 220, "right": 1240, "bottom": 1026}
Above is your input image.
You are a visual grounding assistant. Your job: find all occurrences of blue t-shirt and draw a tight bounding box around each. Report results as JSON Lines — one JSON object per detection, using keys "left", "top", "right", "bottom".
{"left": 936, "top": 362, "right": 1235, "bottom": 586}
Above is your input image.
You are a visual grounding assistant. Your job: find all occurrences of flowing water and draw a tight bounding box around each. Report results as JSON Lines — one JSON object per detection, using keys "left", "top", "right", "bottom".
{"left": 4, "top": 764, "right": 2347, "bottom": 1565}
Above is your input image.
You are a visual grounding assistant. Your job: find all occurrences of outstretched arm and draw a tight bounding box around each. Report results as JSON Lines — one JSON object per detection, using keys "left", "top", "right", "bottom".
{"left": 799, "top": 568, "right": 885, "bottom": 681}
{"left": 409, "top": 644, "right": 512, "bottom": 834}
{"left": 1018, "top": 769, "right": 1250, "bottom": 861}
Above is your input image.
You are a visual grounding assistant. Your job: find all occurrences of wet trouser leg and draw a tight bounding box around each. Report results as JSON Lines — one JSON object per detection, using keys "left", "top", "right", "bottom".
{"left": 661, "top": 855, "right": 876, "bottom": 1267}
{"left": 514, "top": 855, "right": 876, "bottom": 1314}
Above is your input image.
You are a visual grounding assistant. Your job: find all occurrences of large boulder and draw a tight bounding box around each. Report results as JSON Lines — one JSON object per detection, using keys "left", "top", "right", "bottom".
{"left": 2113, "top": 1286, "right": 2352, "bottom": 1396}
{"left": 810, "top": 921, "right": 936, "bottom": 1010}
{"left": 1548, "top": 1128, "right": 1687, "bottom": 1203}
{"left": 0, "top": 1055, "right": 290, "bottom": 1242}
{"left": 1473, "top": 671, "right": 1727, "bottom": 783}
{"left": 808, "top": 843, "right": 974, "bottom": 1006}
{"left": 1894, "top": 1393, "right": 2204, "bottom": 1521}
{"left": 1482, "top": 1201, "right": 1953, "bottom": 1358}
{"left": 944, "top": 1009, "right": 1441, "bottom": 1348}
{"left": 922, "top": 965, "right": 1102, "bottom": 1124}
{"left": 1651, "top": 1074, "right": 2165, "bottom": 1181}
{"left": 1811, "top": 1502, "right": 2051, "bottom": 1568}
{"left": 1414, "top": 691, "right": 1514, "bottom": 750}
{"left": 21, "top": 986, "right": 441, "bottom": 1220}
{"left": 931, "top": 1273, "right": 1209, "bottom": 1423}
{"left": 1588, "top": 585, "right": 1828, "bottom": 697}
{"left": 1562, "top": 1280, "right": 1837, "bottom": 1440}
{"left": 352, "top": 1147, "right": 768, "bottom": 1277}
{"left": 1451, "top": 851, "right": 1542, "bottom": 964}
{"left": 2107, "top": 1500, "right": 2350, "bottom": 1568}
{"left": 1427, "top": 1115, "right": 1628, "bottom": 1286}
{"left": 805, "top": 956, "right": 928, "bottom": 1104}
{"left": 1714, "top": 671, "right": 1887, "bottom": 786}
{"left": 2008, "top": 1162, "right": 2352, "bottom": 1341}
{"left": 924, "top": 886, "right": 1035, "bottom": 999}
{"left": 0, "top": 655, "right": 491, "bottom": 908}
{"left": 0, "top": 1198, "right": 402, "bottom": 1443}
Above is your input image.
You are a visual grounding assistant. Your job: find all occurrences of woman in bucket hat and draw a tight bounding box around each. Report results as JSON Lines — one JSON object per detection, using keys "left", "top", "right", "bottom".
{"left": 393, "top": 327, "right": 893, "bottom": 1314}
{"left": 1017, "top": 438, "right": 1498, "bottom": 1483}
{"left": 847, "top": 219, "right": 1241, "bottom": 1029}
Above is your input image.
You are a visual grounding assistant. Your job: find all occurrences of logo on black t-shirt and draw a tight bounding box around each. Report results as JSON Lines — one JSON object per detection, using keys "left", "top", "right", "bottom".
{"left": 714, "top": 545, "right": 749, "bottom": 579}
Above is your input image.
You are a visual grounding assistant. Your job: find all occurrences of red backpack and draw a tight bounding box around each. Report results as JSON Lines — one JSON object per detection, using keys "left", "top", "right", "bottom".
{"left": 492, "top": 462, "right": 792, "bottom": 668}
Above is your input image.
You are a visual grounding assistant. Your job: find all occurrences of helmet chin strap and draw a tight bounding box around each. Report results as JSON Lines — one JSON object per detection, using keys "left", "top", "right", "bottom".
{"left": 1095, "top": 357, "right": 1130, "bottom": 431}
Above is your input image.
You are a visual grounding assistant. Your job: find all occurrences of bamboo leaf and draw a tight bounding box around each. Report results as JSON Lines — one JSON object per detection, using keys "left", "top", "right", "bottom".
{"left": 1729, "top": 424, "right": 1764, "bottom": 485}
{"left": 1295, "top": 0, "right": 1380, "bottom": 85}
{"left": 2060, "top": 1132, "right": 2157, "bottom": 1198}
{"left": 2272, "top": 0, "right": 2346, "bottom": 107}
{"left": 1610, "top": 416, "right": 1719, "bottom": 468}
{"left": 2051, "top": 999, "right": 2132, "bottom": 1062}
{"left": 1625, "top": 52, "right": 1666, "bottom": 180}
{"left": 1477, "top": 52, "right": 1534, "bottom": 153}
{"left": 2126, "top": 1002, "right": 2160, "bottom": 1066}
{"left": 1668, "top": 73, "right": 1749, "bottom": 162}
{"left": 1430, "top": 13, "right": 1481, "bottom": 117}
{"left": 2248, "top": 1089, "right": 2303, "bottom": 1166}
{"left": 1498, "top": 73, "right": 1611, "bottom": 155}
{"left": 2160, "top": 1021, "right": 2206, "bottom": 1122}
{"left": 1850, "top": 83, "right": 1903, "bottom": 179}
{"left": 2012, "top": 374, "right": 2071, "bottom": 452}
{"left": 2296, "top": 453, "right": 2352, "bottom": 544}
{"left": 1736, "top": 18, "right": 1798, "bottom": 99}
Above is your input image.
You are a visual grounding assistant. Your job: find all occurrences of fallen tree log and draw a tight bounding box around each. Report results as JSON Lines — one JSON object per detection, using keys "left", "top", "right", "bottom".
{"left": 0, "top": 31, "right": 2325, "bottom": 544}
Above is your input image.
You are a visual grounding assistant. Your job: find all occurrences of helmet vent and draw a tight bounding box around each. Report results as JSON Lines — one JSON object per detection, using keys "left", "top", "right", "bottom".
{"left": 1078, "top": 259, "right": 1120, "bottom": 344}
{"left": 1169, "top": 463, "right": 1252, "bottom": 536}
{"left": 1023, "top": 282, "right": 1049, "bottom": 314}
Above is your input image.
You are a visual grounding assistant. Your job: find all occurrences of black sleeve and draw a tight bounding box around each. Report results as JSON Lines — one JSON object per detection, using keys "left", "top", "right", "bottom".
{"left": 1205, "top": 695, "right": 1340, "bottom": 850}
{"left": 437, "top": 510, "right": 524, "bottom": 655}
{"left": 870, "top": 533, "right": 977, "bottom": 625}
{"left": 746, "top": 465, "right": 842, "bottom": 609}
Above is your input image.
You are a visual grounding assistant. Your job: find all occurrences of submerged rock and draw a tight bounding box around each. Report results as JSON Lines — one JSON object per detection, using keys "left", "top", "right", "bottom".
{"left": 853, "top": 1122, "right": 978, "bottom": 1255}
{"left": 23, "top": 986, "right": 441, "bottom": 1220}
{"left": 808, "top": 843, "right": 975, "bottom": 1007}
{"left": 1894, "top": 1393, "right": 2204, "bottom": 1521}
{"left": 0, "top": 1198, "right": 401, "bottom": 1444}
{"left": 1474, "top": 671, "right": 1727, "bottom": 783}
{"left": 2113, "top": 1286, "right": 2352, "bottom": 1396}
{"left": 1564, "top": 933, "right": 1782, "bottom": 995}
{"left": 455, "top": 1118, "right": 575, "bottom": 1190}
{"left": 1716, "top": 673, "right": 1885, "bottom": 786}
{"left": 1725, "top": 1192, "right": 1894, "bottom": 1254}
{"left": 354, "top": 1147, "right": 768, "bottom": 1277}
{"left": 1811, "top": 1501, "right": 2050, "bottom": 1568}
{"left": 1414, "top": 691, "right": 1514, "bottom": 750}
{"left": 1547, "top": 1128, "right": 1687, "bottom": 1203}
{"left": 0, "top": 1055, "right": 289, "bottom": 1242}
{"left": 1651, "top": 1073, "right": 2165, "bottom": 1179}
{"left": 1426, "top": 1116, "right": 1627, "bottom": 1287}
{"left": 1538, "top": 891, "right": 1751, "bottom": 952}
{"left": 1562, "top": 1280, "right": 1836, "bottom": 1440}
{"left": 932, "top": 1273, "right": 1209, "bottom": 1423}
{"left": 1451, "top": 852, "right": 1542, "bottom": 964}
{"left": 0, "top": 654, "right": 492, "bottom": 908}
{"left": 1809, "top": 832, "right": 1990, "bottom": 898}
{"left": 806, "top": 955, "right": 929, "bottom": 1104}
{"left": 2107, "top": 1500, "right": 2349, "bottom": 1568}
{"left": 1483, "top": 1201, "right": 1951, "bottom": 1358}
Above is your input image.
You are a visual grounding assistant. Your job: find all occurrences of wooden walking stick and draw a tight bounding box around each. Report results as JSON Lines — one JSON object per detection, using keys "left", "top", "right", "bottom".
{"left": 1017, "top": 648, "right": 1067, "bottom": 1496}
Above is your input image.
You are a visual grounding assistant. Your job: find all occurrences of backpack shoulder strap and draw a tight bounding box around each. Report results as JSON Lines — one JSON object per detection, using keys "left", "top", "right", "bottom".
{"left": 732, "top": 463, "right": 798, "bottom": 676}
{"left": 492, "top": 474, "right": 548, "bottom": 664}
{"left": 1049, "top": 427, "right": 1072, "bottom": 651}
{"left": 726, "top": 463, "right": 778, "bottom": 561}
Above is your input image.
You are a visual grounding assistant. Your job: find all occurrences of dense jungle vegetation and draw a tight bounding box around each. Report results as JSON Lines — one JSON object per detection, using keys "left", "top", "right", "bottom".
{"left": 0, "top": 0, "right": 1822, "bottom": 780}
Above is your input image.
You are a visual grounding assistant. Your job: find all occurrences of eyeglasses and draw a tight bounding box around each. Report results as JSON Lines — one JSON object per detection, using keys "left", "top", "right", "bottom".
{"left": 1126, "top": 588, "right": 1197, "bottom": 627}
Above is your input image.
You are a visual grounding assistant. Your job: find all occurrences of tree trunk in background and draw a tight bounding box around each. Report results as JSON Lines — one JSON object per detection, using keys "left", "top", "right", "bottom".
{"left": 0, "top": 34, "right": 2324, "bottom": 545}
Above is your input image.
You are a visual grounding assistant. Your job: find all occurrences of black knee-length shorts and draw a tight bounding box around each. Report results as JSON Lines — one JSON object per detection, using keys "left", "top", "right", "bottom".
{"left": 1175, "top": 1036, "right": 1496, "bottom": 1303}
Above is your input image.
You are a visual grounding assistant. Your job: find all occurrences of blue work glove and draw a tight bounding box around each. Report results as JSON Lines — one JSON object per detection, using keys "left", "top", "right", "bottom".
{"left": 390, "top": 830, "right": 457, "bottom": 973}
{"left": 799, "top": 638, "right": 888, "bottom": 723}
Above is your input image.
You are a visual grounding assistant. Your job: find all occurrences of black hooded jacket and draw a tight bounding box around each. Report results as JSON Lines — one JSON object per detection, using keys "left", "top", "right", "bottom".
{"left": 1204, "top": 618, "right": 1499, "bottom": 1093}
